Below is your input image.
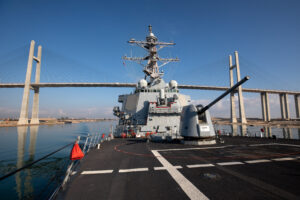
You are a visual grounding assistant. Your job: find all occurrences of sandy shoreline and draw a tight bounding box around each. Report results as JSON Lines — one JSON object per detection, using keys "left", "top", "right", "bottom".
{"left": 0, "top": 119, "right": 116, "bottom": 127}
{"left": 1, "top": 118, "right": 299, "bottom": 128}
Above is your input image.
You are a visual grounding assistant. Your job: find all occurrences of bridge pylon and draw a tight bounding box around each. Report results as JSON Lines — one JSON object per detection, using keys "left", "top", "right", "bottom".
{"left": 17, "top": 40, "right": 42, "bottom": 126}
{"left": 229, "top": 51, "right": 247, "bottom": 124}
{"left": 30, "top": 45, "right": 42, "bottom": 125}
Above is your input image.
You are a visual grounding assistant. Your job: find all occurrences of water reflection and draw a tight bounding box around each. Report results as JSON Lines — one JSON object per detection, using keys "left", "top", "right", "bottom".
{"left": 231, "top": 124, "right": 237, "bottom": 136}
{"left": 1, "top": 121, "right": 116, "bottom": 199}
{"left": 16, "top": 126, "right": 27, "bottom": 199}
{"left": 265, "top": 126, "right": 272, "bottom": 138}
{"left": 16, "top": 126, "right": 39, "bottom": 199}
{"left": 25, "top": 126, "right": 38, "bottom": 198}
{"left": 283, "top": 128, "right": 292, "bottom": 139}
{"left": 28, "top": 126, "right": 38, "bottom": 162}
{"left": 240, "top": 124, "right": 247, "bottom": 136}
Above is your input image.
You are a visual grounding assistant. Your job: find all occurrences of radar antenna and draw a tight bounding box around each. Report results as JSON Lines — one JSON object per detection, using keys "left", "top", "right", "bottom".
{"left": 122, "top": 25, "right": 179, "bottom": 82}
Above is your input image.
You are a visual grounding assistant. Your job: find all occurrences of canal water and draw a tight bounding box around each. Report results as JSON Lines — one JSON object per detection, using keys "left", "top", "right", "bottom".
{"left": 0, "top": 121, "right": 116, "bottom": 200}
{"left": 0, "top": 122, "right": 299, "bottom": 199}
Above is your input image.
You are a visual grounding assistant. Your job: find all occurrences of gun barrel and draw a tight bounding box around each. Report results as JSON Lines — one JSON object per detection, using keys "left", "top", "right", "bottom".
{"left": 198, "top": 76, "right": 250, "bottom": 115}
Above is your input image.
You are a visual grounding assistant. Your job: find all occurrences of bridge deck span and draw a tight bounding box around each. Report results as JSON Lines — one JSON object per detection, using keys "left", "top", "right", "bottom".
{"left": 0, "top": 83, "right": 299, "bottom": 95}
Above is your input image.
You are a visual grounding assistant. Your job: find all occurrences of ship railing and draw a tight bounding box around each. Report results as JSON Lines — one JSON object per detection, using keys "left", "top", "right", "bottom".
{"left": 51, "top": 132, "right": 113, "bottom": 199}
{"left": 149, "top": 107, "right": 181, "bottom": 114}
{"left": 0, "top": 131, "right": 112, "bottom": 199}
{"left": 0, "top": 143, "right": 74, "bottom": 182}
{"left": 0, "top": 140, "right": 75, "bottom": 199}
{"left": 62, "top": 133, "right": 105, "bottom": 185}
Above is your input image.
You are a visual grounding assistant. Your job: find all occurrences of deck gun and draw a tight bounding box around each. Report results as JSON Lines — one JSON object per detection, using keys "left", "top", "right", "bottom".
{"left": 180, "top": 76, "right": 250, "bottom": 139}
{"left": 197, "top": 76, "right": 250, "bottom": 115}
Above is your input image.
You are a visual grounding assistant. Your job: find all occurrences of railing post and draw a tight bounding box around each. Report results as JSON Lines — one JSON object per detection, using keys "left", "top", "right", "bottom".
{"left": 99, "top": 134, "right": 102, "bottom": 143}
{"left": 62, "top": 136, "right": 80, "bottom": 188}
{"left": 97, "top": 133, "right": 100, "bottom": 143}
{"left": 95, "top": 133, "right": 100, "bottom": 145}
{"left": 82, "top": 134, "right": 90, "bottom": 153}
{"left": 88, "top": 135, "right": 94, "bottom": 152}
{"left": 92, "top": 134, "right": 97, "bottom": 147}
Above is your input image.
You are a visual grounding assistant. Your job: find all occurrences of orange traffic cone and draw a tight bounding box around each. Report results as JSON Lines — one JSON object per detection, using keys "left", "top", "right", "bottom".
{"left": 70, "top": 141, "right": 84, "bottom": 160}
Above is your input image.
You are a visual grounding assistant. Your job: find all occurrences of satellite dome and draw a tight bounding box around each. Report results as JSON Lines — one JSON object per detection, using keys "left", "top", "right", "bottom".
{"left": 138, "top": 79, "right": 147, "bottom": 88}
{"left": 169, "top": 80, "right": 178, "bottom": 89}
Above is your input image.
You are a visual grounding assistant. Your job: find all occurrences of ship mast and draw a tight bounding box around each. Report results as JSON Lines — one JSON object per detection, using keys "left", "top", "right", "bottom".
{"left": 122, "top": 25, "right": 179, "bottom": 83}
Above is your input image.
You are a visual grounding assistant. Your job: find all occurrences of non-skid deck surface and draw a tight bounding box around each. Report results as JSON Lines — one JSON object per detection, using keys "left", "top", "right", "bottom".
{"left": 58, "top": 137, "right": 300, "bottom": 200}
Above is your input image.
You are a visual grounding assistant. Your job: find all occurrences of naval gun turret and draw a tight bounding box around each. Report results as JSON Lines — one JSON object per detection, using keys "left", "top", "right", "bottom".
{"left": 180, "top": 76, "right": 249, "bottom": 145}
{"left": 113, "top": 26, "right": 249, "bottom": 144}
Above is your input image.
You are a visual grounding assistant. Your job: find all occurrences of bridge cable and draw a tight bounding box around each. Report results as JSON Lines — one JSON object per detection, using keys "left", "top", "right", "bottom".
{"left": 0, "top": 44, "right": 28, "bottom": 82}
{"left": 239, "top": 55, "right": 295, "bottom": 90}
{"left": 43, "top": 48, "right": 109, "bottom": 83}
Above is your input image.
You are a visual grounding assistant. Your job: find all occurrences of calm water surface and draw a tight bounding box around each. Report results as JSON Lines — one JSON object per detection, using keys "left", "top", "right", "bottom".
{"left": 0, "top": 122, "right": 299, "bottom": 199}
{"left": 0, "top": 121, "right": 116, "bottom": 200}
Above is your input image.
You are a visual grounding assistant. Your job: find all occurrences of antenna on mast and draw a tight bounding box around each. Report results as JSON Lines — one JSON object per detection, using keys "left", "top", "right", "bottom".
{"left": 122, "top": 25, "right": 179, "bottom": 83}
{"left": 148, "top": 25, "right": 152, "bottom": 33}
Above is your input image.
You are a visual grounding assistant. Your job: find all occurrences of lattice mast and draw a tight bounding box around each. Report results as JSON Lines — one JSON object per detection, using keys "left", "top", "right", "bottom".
{"left": 122, "top": 25, "right": 179, "bottom": 83}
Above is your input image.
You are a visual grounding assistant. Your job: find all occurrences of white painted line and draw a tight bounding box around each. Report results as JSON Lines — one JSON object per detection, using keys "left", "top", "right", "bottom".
{"left": 275, "top": 143, "right": 300, "bottom": 148}
{"left": 71, "top": 171, "right": 77, "bottom": 175}
{"left": 249, "top": 143, "right": 300, "bottom": 148}
{"left": 154, "top": 166, "right": 182, "bottom": 170}
{"left": 272, "top": 157, "right": 296, "bottom": 161}
{"left": 152, "top": 150, "right": 209, "bottom": 200}
{"left": 155, "top": 145, "right": 234, "bottom": 152}
{"left": 81, "top": 170, "right": 113, "bottom": 174}
{"left": 245, "top": 159, "right": 271, "bottom": 164}
{"left": 156, "top": 143, "right": 300, "bottom": 153}
{"left": 217, "top": 161, "right": 244, "bottom": 166}
{"left": 249, "top": 143, "right": 277, "bottom": 147}
{"left": 119, "top": 168, "right": 148, "bottom": 173}
{"left": 187, "top": 164, "right": 215, "bottom": 168}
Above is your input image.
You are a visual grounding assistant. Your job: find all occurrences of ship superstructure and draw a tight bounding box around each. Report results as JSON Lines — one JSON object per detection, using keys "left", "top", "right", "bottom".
{"left": 113, "top": 25, "right": 217, "bottom": 142}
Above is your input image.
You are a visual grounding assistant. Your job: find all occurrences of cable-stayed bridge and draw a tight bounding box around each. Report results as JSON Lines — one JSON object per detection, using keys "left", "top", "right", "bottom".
{"left": 0, "top": 41, "right": 299, "bottom": 126}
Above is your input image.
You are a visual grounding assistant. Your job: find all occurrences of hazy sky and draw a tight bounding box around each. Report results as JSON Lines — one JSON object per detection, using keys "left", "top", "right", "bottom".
{"left": 0, "top": 0, "right": 299, "bottom": 119}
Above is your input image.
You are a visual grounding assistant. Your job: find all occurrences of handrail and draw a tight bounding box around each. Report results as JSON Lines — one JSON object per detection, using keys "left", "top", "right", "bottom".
{"left": 50, "top": 132, "right": 112, "bottom": 199}
{"left": 0, "top": 142, "right": 73, "bottom": 181}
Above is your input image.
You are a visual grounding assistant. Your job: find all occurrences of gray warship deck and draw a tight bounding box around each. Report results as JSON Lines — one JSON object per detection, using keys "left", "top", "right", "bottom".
{"left": 57, "top": 137, "right": 300, "bottom": 200}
